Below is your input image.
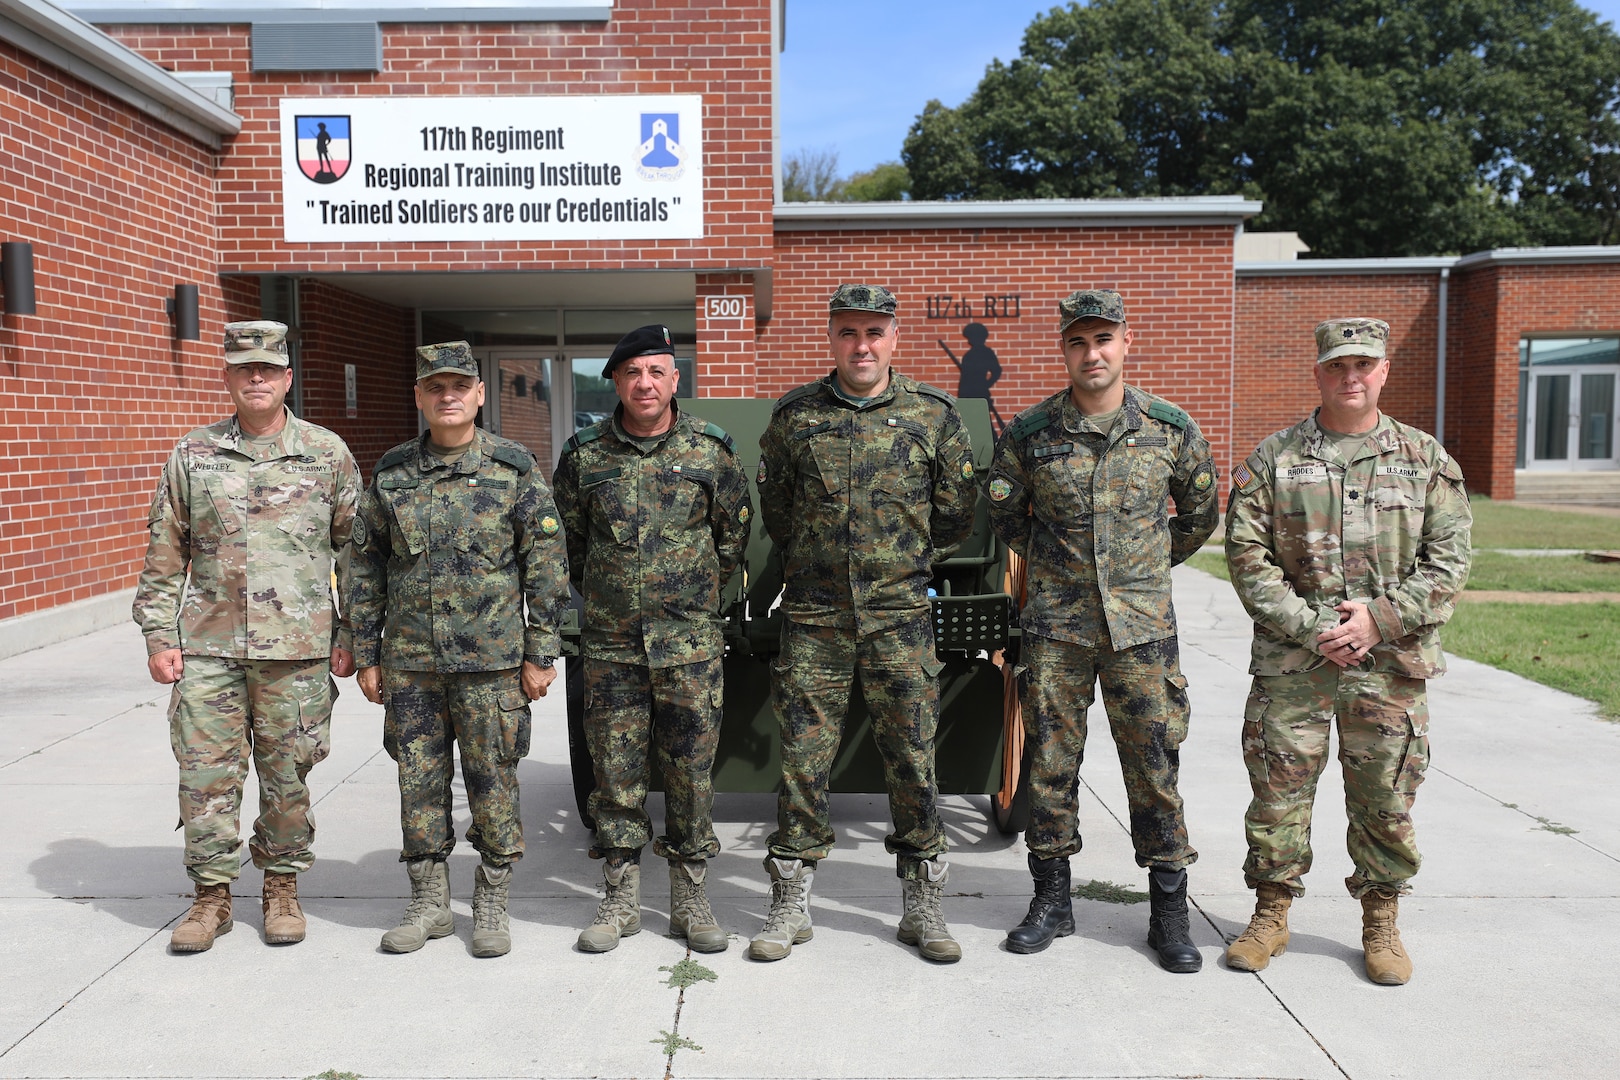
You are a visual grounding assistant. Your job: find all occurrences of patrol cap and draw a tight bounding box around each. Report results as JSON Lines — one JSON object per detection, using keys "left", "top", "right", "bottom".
{"left": 1315, "top": 318, "right": 1390, "bottom": 363}
{"left": 222, "top": 321, "right": 290, "bottom": 366}
{"left": 1058, "top": 290, "right": 1126, "bottom": 333}
{"left": 828, "top": 283, "right": 897, "bottom": 317}
{"left": 603, "top": 324, "right": 674, "bottom": 378}
{"left": 415, "top": 340, "right": 479, "bottom": 381}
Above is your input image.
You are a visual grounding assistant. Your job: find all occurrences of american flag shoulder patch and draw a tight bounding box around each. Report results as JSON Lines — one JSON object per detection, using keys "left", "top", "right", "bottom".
{"left": 1232, "top": 462, "right": 1253, "bottom": 488}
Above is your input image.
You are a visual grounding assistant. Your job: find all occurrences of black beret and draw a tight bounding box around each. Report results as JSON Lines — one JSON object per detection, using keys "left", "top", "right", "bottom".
{"left": 603, "top": 324, "right": 675, "bottom": 377}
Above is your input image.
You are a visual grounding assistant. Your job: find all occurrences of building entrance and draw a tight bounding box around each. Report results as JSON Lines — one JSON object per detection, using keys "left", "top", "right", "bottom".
{"left": 1519, "top": 338, "right": 1620, "bottom": 472}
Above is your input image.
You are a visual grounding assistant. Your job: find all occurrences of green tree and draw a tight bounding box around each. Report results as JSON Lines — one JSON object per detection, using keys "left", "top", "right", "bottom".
{"left": 843, "top": 161, "right": 911, "bottom": 201}
{"left": 903, "top": 0, "right": 1620, "bottom": 255}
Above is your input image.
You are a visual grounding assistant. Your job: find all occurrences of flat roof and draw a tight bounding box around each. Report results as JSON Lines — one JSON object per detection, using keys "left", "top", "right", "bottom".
{"left": 1, "top": 0, "right": 240, "bottom": 146}
{"left": 1239, "top": 246, "right": 1620, "bottom": 276}
{"left": 774, "top": 197, "right": 1263, "bottom": 231}
{"left": 59, "top": 1, "right": 612, "bottom": 22}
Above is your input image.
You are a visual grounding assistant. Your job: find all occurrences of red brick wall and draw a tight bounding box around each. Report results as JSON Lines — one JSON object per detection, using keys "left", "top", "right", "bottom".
{"left": 293, "top": 281, "right": 419, "bottom": 477}
{"left": 1487, "top": 263, "right": 1620, "bottom": 497}
{"left": 1233, "top": 273, "right": 1442, "bottom": 463}
{"left": 763, "top": 226, "right": 1239, "bottom": 472}
{"left": 0, "top": 41, "right": 224, "bottom": 623}
{"left": 1447, "top": 265, "right": 1506, "bottom": 495}
{"left": 104, "top": 0, "right": 775, "bottom": 278}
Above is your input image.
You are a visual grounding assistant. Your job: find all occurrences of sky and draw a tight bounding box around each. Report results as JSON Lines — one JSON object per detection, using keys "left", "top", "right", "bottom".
{"left": 780, "top": 0, "right": 1620, "bottom": 179}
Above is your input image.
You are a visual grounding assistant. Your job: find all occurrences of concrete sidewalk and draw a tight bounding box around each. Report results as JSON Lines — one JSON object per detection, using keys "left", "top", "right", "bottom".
{"left": 2, "top": 566, "right": 1616, "bottom": 1080}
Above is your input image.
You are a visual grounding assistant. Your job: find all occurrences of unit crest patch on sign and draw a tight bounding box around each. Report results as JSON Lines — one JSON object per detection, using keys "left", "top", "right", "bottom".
{"left": 295, "top": 115, "right": 350, "bottom": 183}
{"left": 636, "top": 113, "right": 687, "bottom": 181}
{"left": 988, "top": 477, "right": 1013, "bottom": 502}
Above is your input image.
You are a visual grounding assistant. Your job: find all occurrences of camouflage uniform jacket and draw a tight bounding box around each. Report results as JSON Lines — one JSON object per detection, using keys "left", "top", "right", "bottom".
{"left": 758, "top": 371, "right": 977, "bottom": 635}
{"left": 347, "top": 429, "right": 569, "bottom": 672}
{"left": 1225, "top": 409, "right": 1472, "bottom": 679}
{"left": 987, "top": 384, "right": 1218, "bottom": 651}
{"left": 133, "top": 409, "right": 360, "bottom": 659}
{"left": 552, "top": 404, "right": 752, "bottom": 668}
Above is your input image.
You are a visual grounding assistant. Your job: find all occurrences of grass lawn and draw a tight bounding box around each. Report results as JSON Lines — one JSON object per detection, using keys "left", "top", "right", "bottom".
{"left": 1442, "top": 602, "right": 1620, "bottom": 719}
{"left": 1466, "top": 552, "right": 1620, "bottom": 592}
{"left": 1186, "top": 549, "right": 1228, "bottom": 580}
{"left": 1470, "top": 497, "right": 1620, "bottom": 550}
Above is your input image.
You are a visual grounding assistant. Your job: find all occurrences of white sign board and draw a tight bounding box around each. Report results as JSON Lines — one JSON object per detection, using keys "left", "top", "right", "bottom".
{"left": 279, "top": 96, "right": 703, "bottom": 242}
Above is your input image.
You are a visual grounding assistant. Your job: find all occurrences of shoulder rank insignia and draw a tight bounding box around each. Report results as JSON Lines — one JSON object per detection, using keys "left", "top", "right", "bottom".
{"left": 1144, "top": 400, "right": 1190, "bottom": 430}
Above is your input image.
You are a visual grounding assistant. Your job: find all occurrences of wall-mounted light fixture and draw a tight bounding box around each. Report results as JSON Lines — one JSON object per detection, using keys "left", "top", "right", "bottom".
{"left": 2, "top": 242, "right": 37, "bottom": 316}
{"left": 165, "top": 283, "right": 200, "bottom": 341}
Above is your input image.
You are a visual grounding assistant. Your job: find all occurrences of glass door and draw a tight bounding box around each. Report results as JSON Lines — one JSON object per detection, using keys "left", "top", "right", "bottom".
{"left": 1526, "top": 365, "right": 1619, "bottom": 471}
{"left": 472, "top": 348, "right": 560, "bottom": 476}
{"left": 1520, "top": 337, "right": 1620, "bottom": 472}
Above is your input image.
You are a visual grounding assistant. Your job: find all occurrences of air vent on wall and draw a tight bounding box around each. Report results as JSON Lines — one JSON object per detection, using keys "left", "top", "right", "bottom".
{"left": 251, "top": 23, "right": 382, "bottom": 73}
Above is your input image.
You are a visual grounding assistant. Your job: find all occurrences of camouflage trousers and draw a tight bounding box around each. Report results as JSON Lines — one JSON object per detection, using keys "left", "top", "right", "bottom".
{"left": 383, "top": 668, "right": 531, "bottom": 867}
{"left": 582, "top": 656, "right": 722, "bottom": 863}
{"left": 1241, "top": 667, "right": 1429, "bottom": 898}
{"left": 167, "top": 655, "right": 334, "bottom": 885}
{"left": 768, "top": 615, "right": 947, "bottom": 880}
{"left": 1018, "top": 634, "right": 1196, "bottom": 870}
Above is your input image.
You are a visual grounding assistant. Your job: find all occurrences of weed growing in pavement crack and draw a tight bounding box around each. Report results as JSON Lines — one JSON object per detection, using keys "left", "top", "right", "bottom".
{"left": 1072, "top": 880, "right": 1148, "bottom": 904}
{"left": 653, "top": 1029, "right": 703, "bottom": 1054}
{"left": 659, "top": 958, "right": 718, "bottom": 989}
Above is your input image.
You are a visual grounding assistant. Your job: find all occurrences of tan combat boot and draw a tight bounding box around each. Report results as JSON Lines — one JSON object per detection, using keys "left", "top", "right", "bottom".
{"left": 261, "top": 871, "right": 306, "bottom": 945}
{"left": 381, "top": 859, "right": 454, "bottom": 954}
{"left": 470, "top": 861, "right": 512, "bottom": 958}
{"left": 578, "top": 860, "right": 641, "bottom": 952}
{"left": 669, "top": 860, "right": 727, "bottom": 953}
{"left": 1361, "top": 892, "right": 1413, "bottom": 985}
{"left": 1225, "top": 881, "right": 1293, "bottom": 972}
{"left": 170, "top": 882, "right": 232, "bottom": 953}
{"left": 747, "top": 857, "right": 814, "bottom": 961}
{"left": 898, "top": 857, "right": 961, "bottom": 963}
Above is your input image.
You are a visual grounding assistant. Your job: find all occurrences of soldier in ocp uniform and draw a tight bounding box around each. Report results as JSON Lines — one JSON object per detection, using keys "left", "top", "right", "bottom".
{"left": 348, "top": 341, "right": 570, "bottom": 958}
{"left": 552, "top": 325, "right": 752, "bottom": 954}
{"left": 987, "top": 290, "right": 1218, "bottom": 970}
{"left": 1223, "top": 318, "right": 1471, "bottom": 985}
{"left": 134, "top": 320, "right": 361, "bottom": 953}
{"left": 750, "top": 284, "right": 978, "bottom": 963}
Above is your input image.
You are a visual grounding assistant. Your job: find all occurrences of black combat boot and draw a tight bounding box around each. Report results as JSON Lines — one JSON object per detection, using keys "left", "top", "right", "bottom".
{"left": 1005, "top": 852, "right": 1075, "bottom": 954}
{"left": 1147, "top": 866, "right": 1202, "bottom": 972}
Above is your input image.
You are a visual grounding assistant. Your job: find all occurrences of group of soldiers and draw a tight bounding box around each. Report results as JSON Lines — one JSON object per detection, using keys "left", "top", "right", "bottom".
{"left": 134, "top": 283, "right": 1470, "bottom": 985}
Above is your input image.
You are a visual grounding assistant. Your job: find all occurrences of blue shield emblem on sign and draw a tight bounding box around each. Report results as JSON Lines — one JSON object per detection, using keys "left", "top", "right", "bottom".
{"left": 636, "top": 113, "right": 686, "bottom": 180}
{"left": 296, "top": 115, "right": 351, "bottom": 183}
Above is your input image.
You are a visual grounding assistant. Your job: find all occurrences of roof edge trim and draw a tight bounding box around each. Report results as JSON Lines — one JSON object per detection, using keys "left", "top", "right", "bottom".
{"left": 774, "top": 197, "right": 1262, "bottom": 231}
{"left": 1, "top": 0, "right": 240, "bottom": 146}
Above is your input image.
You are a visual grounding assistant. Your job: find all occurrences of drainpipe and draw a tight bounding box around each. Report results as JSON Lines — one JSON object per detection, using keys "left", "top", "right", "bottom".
{"left": 1435, "top": 267, "right": 1449, "bottom": 445}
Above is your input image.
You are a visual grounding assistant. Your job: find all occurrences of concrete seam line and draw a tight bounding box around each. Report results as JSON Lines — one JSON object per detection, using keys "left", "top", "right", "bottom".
{"left": 1429, "top": 766, "right": 1620, "bottom": 866}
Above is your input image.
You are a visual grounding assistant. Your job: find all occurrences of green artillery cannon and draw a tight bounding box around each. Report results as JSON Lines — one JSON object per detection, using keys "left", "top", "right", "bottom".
{"left": 561, "top": 396, "right": 1032, "bottom": 834}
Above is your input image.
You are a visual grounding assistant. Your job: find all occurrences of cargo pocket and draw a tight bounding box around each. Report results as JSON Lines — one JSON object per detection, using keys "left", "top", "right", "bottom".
{"left": 1394, "top": 697, "right": 1430, "bottom": 795}
{"left": 498, "top": 687, "right": 532, "bottom": 764}
{"left": 294, "top": 676, "right": 335, "bottom": 772}
{"left": 1164, "top": 671, "right": 1191, "bottom": 746}
{"left": 1241, "top": 685, "right": 1271, "bottom": 786}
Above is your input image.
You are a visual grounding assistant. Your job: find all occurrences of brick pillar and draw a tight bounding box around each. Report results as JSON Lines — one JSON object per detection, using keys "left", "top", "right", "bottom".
{"left": 695, "top": 271, "right": 758, "bottom": 397}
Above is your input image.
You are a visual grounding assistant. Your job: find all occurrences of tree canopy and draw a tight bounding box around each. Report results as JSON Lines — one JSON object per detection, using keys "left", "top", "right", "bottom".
{"left": 901, "top": 0, "right": 1620, "bottom": 256}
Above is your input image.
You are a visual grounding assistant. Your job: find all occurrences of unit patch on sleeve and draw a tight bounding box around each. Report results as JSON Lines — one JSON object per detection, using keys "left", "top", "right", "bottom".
{"left": 988, "top": 477, "right": 1013, "bottom": 502}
